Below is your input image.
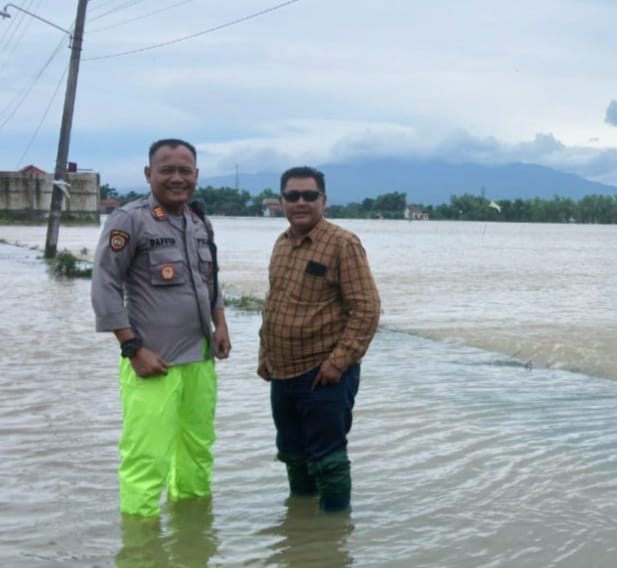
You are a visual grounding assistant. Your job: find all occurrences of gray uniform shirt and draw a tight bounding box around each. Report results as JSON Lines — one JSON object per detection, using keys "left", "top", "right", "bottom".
{"left": 91, "top": 194, "right": 223, "bottom": 365}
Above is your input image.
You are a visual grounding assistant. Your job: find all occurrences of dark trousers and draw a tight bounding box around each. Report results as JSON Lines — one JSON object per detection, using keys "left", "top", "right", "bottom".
{"left": 270, "top": 364, "right": 360, "bottom": 462}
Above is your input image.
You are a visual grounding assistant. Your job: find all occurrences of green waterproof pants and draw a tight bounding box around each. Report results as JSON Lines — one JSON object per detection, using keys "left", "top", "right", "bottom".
{"left": 118, "top": 353, "right": 217, "bottom": 517}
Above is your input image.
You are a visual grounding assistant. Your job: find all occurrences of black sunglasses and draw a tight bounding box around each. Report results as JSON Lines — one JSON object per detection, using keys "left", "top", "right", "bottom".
{"left": 282, "top": 190, "right": 323, "bottom": 203}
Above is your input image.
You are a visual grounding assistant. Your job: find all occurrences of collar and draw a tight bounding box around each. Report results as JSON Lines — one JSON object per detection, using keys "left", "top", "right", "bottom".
{"left": 148, "top": 194, "right": 167, "bottom": 221}
{"left": 283, "top": 216, "right": 328, "bottom": 245}
{"left": 147, "top": 194, "right": 190, "bottom": 222}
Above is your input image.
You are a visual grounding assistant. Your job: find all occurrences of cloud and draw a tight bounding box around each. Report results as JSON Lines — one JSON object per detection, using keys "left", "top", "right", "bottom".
{"left": 605, "top": 100, "right": 617, "bottom": 126}
{"left": 191, "top": 120, "right": 617, "bottom": 187}
{"left": 4, "top": 2, "right": 617, "bottom": 190}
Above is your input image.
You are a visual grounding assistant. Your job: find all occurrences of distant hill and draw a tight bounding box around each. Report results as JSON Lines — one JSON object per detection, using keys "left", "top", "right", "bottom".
{"left": 202, "top": 158, "right": 617, "bottom": 205}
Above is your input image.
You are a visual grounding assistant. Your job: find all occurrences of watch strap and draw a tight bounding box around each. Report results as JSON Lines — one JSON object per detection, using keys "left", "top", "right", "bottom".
{"left": 120, "top": 337, "right": 143, "bottom": 358}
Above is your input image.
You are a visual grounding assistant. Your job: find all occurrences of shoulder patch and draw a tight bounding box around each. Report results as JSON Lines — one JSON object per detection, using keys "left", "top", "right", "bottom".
{"left": 109, "top": 230, "right": 129, "bottom": 252}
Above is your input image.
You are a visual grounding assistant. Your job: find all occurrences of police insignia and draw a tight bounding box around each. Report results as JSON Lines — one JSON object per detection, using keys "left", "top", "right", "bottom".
{"left": 160, "top": 264, "right": 176, "bottom": 281}
{"left": 152, "top": 206, "right": 166, "bottom": 220}
{"left": 109, "top": 230, "right": 129, "bottom": 251}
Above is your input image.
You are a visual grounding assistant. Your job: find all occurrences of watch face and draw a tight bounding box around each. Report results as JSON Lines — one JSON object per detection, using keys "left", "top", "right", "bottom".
{"left": 122, "top": 339, "right": 142, "bottom": 358}
{"left": 124, "top": 345, "right": 137, "bottom": 357}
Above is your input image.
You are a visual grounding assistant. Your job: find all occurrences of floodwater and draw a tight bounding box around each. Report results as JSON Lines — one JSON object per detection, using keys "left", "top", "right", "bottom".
{"left": 1, "top": 218, "right": 617, "bottom": 567}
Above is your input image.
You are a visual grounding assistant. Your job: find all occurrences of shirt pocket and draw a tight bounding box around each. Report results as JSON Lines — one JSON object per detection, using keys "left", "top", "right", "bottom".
{"left": 148, "top": 248, "right": 186, "bottom": 286}
{"left": 291, "top": 265, "right": 336, "bottom": 303}
{"left": 197, "top": 246, "right": 213, "bottom": 282}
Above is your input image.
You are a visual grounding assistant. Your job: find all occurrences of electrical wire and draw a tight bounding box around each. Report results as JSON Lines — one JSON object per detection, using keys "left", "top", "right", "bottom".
{"left": 0, "top": 35, "right": 68, "bottom": 130}
{"left": 84, "top": 0, "right": 301, "bottom": 60}
{"left": 0, "top": 0, "right": 41, "bottom": 73}
{"left": 86, "top": 0, "right": 195, "bottom": 33}
{"left": 15, "top": 63, "right": 68, "bottom": 168}
{"left": 87, "top": 0, "right": 148, "bottom": 23}
{"left": 0, "top": 0, "right": 34, "bottom": 59}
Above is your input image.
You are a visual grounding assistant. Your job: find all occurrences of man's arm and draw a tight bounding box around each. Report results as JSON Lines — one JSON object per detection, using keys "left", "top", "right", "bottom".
{"left": 212, "top": 307, "right": 231, "bottom": 359}
{"left": 312, "top": 237, "right": 380, "bottom": 389}
{"left": 257, "top": 325, "right": 271, "bottom": 380}
{"left": 113, "top": 328, "right": 169, "bottom": 378}
{"left": 91, "top": 210, "right": 169, "bottom": 378}
{"left": 91, "top": 210, "right": 134, "bottom": 333}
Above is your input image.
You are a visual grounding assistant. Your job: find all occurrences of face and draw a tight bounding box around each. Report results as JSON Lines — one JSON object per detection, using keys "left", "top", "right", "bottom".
{"left": 144, "top": 144, "right": 198, "bottom": 215}
{"left": 281, "top": 176, "right": 326, "bottom": 237}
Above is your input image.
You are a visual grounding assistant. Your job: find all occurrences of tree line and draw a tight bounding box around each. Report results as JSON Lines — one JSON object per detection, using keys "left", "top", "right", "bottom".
{"left": 100, "top": 184, "right": 617, "bottom": 223}
{"left": 428, "top": 193, "right": 617, "bottom": 224}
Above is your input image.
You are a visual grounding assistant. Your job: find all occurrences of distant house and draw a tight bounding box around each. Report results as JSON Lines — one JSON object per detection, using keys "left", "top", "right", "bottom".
{"left": 20, "top": 164, "right": 47, "bottom": 176}
{"left": 1, "top": 164, "right": 99, "bottom": 222}
{"left": 404, "top": 205, "right": 429, "bottom": 221}
{"left": 262, "top": 197, "right": 282, "bottom": 217}
{"left": 100, "top": 198, "right": 121, "bottom": 214}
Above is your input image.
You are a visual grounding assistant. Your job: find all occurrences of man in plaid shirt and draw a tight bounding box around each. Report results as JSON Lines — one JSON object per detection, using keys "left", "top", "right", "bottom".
{"left": 258, "top": 165, "right": 380, "bottom": 512}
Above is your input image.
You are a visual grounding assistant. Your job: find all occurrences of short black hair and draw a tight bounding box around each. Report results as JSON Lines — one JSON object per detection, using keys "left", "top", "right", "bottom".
{"left": 148, "top": 138, "right": 197, "bottom": 162}
{"left": 280, "top": 166, "right": 325, "bottom": 194}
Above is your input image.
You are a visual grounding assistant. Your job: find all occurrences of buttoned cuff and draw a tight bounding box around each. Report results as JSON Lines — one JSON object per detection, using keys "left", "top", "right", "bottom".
{"left": 95, "top": 311, "right": 130, "bottom": 332}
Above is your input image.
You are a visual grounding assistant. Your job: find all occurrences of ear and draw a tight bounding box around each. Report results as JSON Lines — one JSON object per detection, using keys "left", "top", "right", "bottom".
{"left": 144, "top": 165, "right": 151, "bottom": 183}
{"left": 195, "top": 167, "right": 199, "bottom": 183}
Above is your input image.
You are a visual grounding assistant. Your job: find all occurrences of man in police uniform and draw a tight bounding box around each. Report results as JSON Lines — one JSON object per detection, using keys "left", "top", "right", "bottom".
{"left": 91, "top": 138, "right": 231, "bottom": 517}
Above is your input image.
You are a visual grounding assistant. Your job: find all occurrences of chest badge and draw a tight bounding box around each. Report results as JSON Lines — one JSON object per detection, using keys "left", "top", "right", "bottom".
{"left": 109, "top": 230, "right": 129, "bottom": 252}
{"left": 160, "top": 264, "right": 176, "bottom": 281}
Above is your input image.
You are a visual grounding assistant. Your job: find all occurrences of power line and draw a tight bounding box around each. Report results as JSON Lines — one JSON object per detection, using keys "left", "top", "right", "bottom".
{"left": 0, "top": 35, "right": 68, "bottom": 130}
{"left": 84, "top": 0, "right": 302, "bottom": 61}
{"left": 87, "top": 0, "right": 148, "bottom": 23}
{"left": 0, "top": 0, "right": 35, "bottom": 60}
{"left": 0, "top": 0, "right": 42, "bottom": 70}
{"left": 86, "top": 0, "right": 195, "bottom": 33}
{"left": 15, "top": 63, "right": 69, "bottom": 168}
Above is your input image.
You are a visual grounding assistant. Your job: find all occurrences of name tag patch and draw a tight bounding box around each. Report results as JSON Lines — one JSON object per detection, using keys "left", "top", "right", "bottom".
{"left": 149, "top": 237, "right": 176, "bottom": 249}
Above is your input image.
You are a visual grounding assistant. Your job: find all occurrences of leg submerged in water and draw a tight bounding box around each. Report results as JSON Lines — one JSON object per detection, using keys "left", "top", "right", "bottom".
{"left": 309, "top": 449, "right": 351, "bottom": 512}
{"left": 168, "top": 358, "right": 217, "bottom": 501}
{"left": 278, "top": 452, "right": 318, "bottom": 496}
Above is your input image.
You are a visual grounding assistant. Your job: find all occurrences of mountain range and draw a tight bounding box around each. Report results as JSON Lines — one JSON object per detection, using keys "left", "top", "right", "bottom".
{"left": 201, "top": 158, "right": 617, "bottom": 206}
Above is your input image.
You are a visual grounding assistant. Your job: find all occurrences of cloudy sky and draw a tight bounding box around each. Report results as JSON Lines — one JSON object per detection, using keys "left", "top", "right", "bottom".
{"left": 1, "top": 0, "right": 617, "bottom": 190}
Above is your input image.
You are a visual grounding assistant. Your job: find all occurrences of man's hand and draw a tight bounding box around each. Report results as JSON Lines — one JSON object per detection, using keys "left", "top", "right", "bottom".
{"left": 213, "top": 324, "right": 231, "bottom": 359}
{"left": 130, "top": 347, "right": 169, "bottom": 378}
{"left": 311, "top": 360, "right": 343, "bottom": 390}
{"left": 257, "top": 359, "right": 271, "bottom": 381}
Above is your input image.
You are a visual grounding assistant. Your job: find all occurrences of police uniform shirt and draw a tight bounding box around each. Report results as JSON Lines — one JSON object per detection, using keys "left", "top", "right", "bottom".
{"left": 91, "top": 194, "right": 223, "bottom": 366}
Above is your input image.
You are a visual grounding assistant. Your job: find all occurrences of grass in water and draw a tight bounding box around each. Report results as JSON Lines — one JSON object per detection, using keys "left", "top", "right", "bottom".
{"left": 225, "top": 295, "right": 264, "bottom": 312}
{"left": 48, "top": 249, "right": 92, "bottom": 279}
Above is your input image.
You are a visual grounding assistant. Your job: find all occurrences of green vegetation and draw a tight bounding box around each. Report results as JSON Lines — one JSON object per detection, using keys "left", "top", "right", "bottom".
{"left": 102, "top": 182, "right": 617, "bottom": 224}
{"left": 427, "top": 193, "right": 617, "bottom": 223}
{"left": 47, "top": 249, "right": 92, "bottom": 279}
{"left": 224, "top": 294, "right": 265, "bottom": 312}
{"left": 104, "top": 183, "right": 279, "bottom": 216}
{"left": 327, "top": 192, "right": 407, "bottom": 219}
{"left": 0, "top": 210, "right": 98, "bottom": 225}
{"left": 194, "top": 186, "right": 279, "bottom": 216}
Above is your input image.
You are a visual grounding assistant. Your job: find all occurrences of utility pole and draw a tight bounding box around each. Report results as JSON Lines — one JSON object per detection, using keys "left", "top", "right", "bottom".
{"left": 44, "top": 0, "right": 88, "bottom": 258}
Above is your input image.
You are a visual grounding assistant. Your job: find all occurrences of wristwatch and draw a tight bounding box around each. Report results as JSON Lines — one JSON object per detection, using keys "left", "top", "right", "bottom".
{"left": 120, "top": 337, "right": 143, "bottom": 358}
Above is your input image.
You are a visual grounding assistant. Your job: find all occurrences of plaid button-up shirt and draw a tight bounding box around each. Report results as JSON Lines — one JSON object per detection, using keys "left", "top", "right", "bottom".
{"left": 259, "top": 217, "right": 380, "bottom": 379}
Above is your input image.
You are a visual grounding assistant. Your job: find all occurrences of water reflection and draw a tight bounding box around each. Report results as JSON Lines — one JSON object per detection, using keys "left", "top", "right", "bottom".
{"left": 115, "top": 516, "right": 166, "bottom": 568}
{"left": 115, "top": 497, "right": 218, "bottom": 568}
{"left": 260, "top": 496, "right": 354, "bottom": 567}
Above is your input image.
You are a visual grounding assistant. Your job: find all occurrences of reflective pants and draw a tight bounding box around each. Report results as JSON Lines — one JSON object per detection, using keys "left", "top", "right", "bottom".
{"left": 118, "top": 355, "right": 217, "bottom": 517}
